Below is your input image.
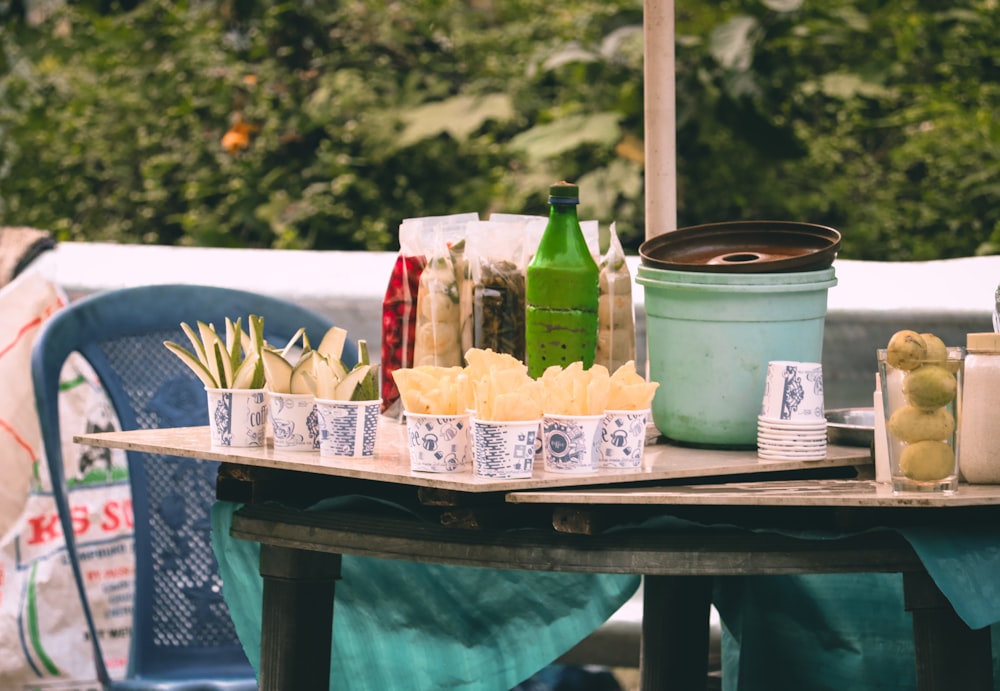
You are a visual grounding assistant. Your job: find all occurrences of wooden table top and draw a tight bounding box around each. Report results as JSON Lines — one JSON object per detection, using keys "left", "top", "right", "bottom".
{"left": 77, "top": 422, "right": 1000, "bottom": 508}
{"left": 506, "top": 479, "right": 1000, "bottom": 508}
{"left": 76, "top": 419, "right": 871, "bottom": 494}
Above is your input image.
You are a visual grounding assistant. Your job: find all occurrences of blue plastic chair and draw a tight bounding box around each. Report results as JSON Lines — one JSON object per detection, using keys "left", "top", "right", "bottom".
{"left": 31, "top": 284, "right": 353, "bottom": 690}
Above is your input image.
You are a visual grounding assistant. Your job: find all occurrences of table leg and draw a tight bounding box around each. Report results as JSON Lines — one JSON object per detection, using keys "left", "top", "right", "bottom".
{"left": 258, "top": 544, "right": 342, "bottom": 691}
{"left": 903, "top": 570, "right": 993, "bottom": 691}
{"left": 641, "top": 575, "right": 713, "bottom": 691}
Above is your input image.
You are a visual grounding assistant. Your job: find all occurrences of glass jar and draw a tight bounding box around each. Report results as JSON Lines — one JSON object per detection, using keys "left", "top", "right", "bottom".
{"left": 958, "top": 332, "right": 1000, "bottom": 483}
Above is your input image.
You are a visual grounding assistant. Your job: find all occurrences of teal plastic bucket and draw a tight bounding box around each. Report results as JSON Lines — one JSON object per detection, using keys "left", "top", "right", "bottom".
{"left": 636, "top": 265, "right": 837, "bottom": 448}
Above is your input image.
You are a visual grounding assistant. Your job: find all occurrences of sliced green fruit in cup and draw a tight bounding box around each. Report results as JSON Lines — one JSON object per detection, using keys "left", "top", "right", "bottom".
{"left": 290, "top": 350, "right": 318, "bottom": 395}
{"left": 232, "top": 350, "right": 262, "bottom": 389}
{"left": 262, "top": 347, "right": 294, "bottom": 394}
{"left": 163, "top": 340, "right": 218, "bottom": 389}
{"left": 166, "top": 314, "right": 265, "bottom": 390}
{"left": 335, "top": 364, "right": 371, "bottom": 401}
{"left": 317, "top": 326, "right": 349, "bottom": 363}
{"left": 313, "top": 355, "right": 346, "bottom": 399}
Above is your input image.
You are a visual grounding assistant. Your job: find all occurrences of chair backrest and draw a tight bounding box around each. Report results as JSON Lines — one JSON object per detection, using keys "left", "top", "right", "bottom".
{"left": 31, "top": 284, "right": 353, "bottom": 685}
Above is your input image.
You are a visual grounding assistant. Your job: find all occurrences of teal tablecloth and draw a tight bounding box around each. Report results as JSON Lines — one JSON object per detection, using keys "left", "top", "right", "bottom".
{"left": 213, "top": 499, "right": 1000, "bottom": 691}
{"left": 716, "top": 573, "right": 1000, "bottom": 691}
{"left": 211, "top": 498, "right": 640, "bottom": 691}
{"left": 901, "top": 524, "right": 1000, "bottom": 629}
{"left": 611, "top": 516, "right": 1000, "bottom": 691}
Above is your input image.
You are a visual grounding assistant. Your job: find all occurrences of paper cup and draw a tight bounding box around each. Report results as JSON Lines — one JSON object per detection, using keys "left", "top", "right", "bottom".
{"left": 541, "top": 414, "right": 603, "bottom": 474}
{"left": 759, "top": 361, "right": 825, "bottom": 423}
{"left": 599, "top": 409, "right": 649, "bottom": 469}
{"left": 405, "top": 412, "right": 470, "bottom": 473}
{"left": 315, "top": 398, "right": 381, "bottom": 459}
{"left": 471, "top": 418, "right": 539, "bottom": 479}
{"left": 207, "top": 388, "right": 268, "bottom": 448}
{"left": 268, "top": 392, "right": 319, "bottom": 451}
{"left": 757, "top": 447, "right": 828, "bottom": 461}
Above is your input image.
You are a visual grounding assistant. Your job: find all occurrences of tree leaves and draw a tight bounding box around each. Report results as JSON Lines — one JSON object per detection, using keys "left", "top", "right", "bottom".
{"left": 397, "top": 94, "right": 515, "bottom": 147}
{"left": 710, "top": 16, "right": 759, "bottom": 72}
{"left": 509, "top": 113, "right": 622, "bottom": 163}
{"left": 1, "top": 0, "right": 997, "bottom": 261}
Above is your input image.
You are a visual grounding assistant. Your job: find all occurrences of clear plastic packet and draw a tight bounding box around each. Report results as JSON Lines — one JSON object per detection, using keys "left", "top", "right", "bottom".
{"left": 492, "top": 212, "right": 590, "bottom": 263}
{"left": 469, "top": 220, "right": 528, "bottom": 362}
{"left": 414, "top": 221, "right": 468, "bottom": 368}
{"left": 490, "top": 213, "right": 546, "bottom": 263}
{"left": 452, "top": 226, "right": 476, "bottom": 359}
{"left": 489, "top": 213, "right": 546, "bottom": 224}
{"left": 381, "top": 213, "right": 477, "bottom": 418}
{"left": 595, "top": 222, "right": 636, "bottom": 372}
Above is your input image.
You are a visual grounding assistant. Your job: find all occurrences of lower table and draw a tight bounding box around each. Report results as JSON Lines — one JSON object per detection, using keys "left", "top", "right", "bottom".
{"left": 76, "top": 424, "right": 1000, "bottom": 691}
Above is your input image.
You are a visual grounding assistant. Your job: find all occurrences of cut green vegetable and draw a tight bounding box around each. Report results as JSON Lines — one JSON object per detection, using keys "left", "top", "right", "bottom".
{"left": 164, "top": 315, "right": 266, "bottom": 390}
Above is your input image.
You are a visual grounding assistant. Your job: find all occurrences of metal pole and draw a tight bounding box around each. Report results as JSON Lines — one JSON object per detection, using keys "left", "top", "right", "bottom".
{"left": 643, "top": 0, "right": 677, "bottom": 240}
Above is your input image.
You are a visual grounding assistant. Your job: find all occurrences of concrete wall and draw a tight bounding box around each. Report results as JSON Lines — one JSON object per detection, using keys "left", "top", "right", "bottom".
{"left": 30, "top": 243, "right": 1000, "bottom": 409}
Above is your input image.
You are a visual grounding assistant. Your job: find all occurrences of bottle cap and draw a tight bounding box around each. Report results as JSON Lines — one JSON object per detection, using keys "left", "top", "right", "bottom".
{"left": 549, "top": 181, "right": 579, "bottom": 203}
{"left": 966, "top": 332, "right": 1000, "bottom": 353}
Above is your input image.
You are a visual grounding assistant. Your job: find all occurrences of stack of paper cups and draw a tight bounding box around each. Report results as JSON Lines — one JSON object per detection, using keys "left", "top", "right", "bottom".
{"left": 757, "top": 361, "right": 827, "bottom": 461}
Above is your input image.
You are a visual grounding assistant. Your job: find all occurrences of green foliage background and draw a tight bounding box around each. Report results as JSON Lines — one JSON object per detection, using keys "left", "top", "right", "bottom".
{"left": 1, "top": 0, "right": 998, "bottom": 260}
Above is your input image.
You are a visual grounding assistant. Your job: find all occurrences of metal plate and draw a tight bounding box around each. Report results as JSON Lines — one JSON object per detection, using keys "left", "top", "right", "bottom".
{"left": 826, "top": 407, "right": 875, "bottom": 448}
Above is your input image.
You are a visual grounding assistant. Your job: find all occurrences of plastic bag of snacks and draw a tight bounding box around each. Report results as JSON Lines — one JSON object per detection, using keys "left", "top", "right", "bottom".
{"left": 469, "top": 220, "right": 530, "bottom": 362}
{"left": 595, "top": 222, "right": 636, "bottom": 371}
{"left": 450, "top": 228, "right": 475, "bottom": 361}
{"left": 489, "top": 212, "right": 546, "bottom": 268}
{"left": 413, "top": 220, "right": 469, "bottom": 368}
{"left": 380, "top": 213, "right": 476, "bottom": 418}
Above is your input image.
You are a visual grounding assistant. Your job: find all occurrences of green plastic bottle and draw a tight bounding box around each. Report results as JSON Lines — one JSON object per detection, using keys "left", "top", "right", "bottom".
{"left": 525, "top": 181, "right": 600, "bottom": 378}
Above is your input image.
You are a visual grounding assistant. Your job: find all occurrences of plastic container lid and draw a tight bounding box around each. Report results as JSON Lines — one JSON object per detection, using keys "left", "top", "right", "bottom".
{"left": 639, "top": 220, "right": 841, "bottom": 274}
{"left": 966, "top": 332, "right": 1000, "bottom": 353}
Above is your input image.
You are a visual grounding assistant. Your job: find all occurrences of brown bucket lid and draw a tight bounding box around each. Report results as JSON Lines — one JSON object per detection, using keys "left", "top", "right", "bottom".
{"left": 639, "top": 220, "right": 841, "bottom": 273}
